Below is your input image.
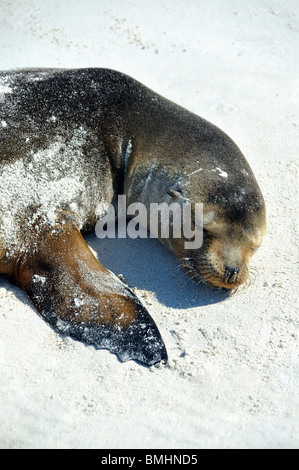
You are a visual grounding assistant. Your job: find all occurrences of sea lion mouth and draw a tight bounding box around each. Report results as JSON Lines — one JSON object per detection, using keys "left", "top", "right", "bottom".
{"left": 179, "top": 254, "right": 248, "bottom": 291}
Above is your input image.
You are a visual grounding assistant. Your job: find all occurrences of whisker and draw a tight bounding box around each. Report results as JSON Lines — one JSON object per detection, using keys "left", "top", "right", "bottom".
{"left": 178, "top": 253, "right": 260, "bottom": 296}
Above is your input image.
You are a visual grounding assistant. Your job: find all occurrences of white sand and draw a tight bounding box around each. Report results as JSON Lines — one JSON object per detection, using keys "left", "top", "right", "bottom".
{"left": 0, "top": 0, "right": 298, "bottom": 449}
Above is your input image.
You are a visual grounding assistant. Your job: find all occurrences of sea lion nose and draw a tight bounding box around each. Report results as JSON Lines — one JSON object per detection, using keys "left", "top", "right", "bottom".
{"left": 224, "top": 265, "right": 240, "bottom": 282}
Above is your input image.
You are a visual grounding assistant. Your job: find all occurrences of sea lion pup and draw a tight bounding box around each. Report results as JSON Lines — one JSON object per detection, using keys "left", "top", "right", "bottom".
{"left": 0, "top": 68, "right": 266, "bottom": 365}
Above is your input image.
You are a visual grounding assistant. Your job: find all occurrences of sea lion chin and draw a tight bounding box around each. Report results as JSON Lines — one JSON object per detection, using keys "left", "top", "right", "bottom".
{"left": 0, "top": 68, "right": 266, "bottom": 365}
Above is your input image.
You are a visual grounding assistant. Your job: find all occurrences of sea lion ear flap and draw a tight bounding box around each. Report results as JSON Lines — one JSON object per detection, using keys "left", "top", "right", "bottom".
{"left": 167, "top": 189, "right": 183, "bottom": 199}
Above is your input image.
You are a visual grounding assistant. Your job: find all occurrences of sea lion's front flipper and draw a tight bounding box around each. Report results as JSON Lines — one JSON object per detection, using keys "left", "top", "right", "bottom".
{"left": 14, "top": 220, "right": 167, "bottom": 366}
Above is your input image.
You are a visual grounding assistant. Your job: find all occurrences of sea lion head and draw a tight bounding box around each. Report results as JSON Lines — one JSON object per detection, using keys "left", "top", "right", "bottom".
{"left": 167, "top": 166, "right": 266, "bottom": 291}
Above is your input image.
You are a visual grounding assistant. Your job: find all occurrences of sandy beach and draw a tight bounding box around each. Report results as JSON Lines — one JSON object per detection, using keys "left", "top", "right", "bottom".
{"left": 0, "top": 0, "right": 298, "bottom": 448}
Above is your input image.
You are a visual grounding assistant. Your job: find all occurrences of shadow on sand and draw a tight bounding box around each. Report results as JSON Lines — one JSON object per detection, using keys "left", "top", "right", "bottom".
{"left": 0, "top": 230, "right": 230, "bottom": 313}
{"left": 86, "top": 232, "right": 229, "bottom": 310}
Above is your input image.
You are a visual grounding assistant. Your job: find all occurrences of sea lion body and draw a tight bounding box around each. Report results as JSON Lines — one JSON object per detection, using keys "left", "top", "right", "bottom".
{"left": 0, "top": 68, "right": 266, "bottom": 364}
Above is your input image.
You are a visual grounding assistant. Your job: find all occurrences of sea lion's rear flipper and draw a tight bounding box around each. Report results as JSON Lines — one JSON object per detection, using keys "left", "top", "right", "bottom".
{"left": 14, "top": 220, "right": 167, "bottom": 366}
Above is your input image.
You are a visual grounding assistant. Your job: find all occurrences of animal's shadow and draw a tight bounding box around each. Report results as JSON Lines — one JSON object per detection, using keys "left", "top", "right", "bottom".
{"left": 0, "top": 231, "right": 229, "bottom": 313}
{"left": 86, "top": 231, "right": 229, "bottom": 310}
